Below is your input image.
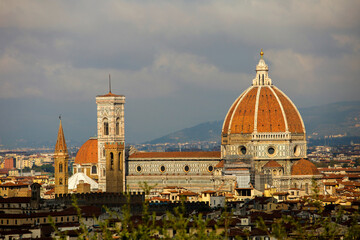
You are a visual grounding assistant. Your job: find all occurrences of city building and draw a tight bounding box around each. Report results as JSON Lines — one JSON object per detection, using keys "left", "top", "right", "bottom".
{"left": 71, "top": 50, "right": 322, "bottom": 195}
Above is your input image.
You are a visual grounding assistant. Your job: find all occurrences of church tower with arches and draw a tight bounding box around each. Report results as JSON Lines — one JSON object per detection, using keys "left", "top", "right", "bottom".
{"left": 96, "top": 88, "right": 125, "bottom": 192}
{"left": 54, "top": 118, "right": 69, "bottom": 195}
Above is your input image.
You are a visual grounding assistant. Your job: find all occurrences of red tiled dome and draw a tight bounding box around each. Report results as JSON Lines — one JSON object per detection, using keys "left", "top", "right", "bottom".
{"left": 222, "top": 51, "right": 305, "bottom": 135}
{"left": 222, "top": 85, "right": 305, "bottom": 134}
{"left": 291, "top": 159, "right": 320, "bottom": 175}
{"left": 75, "top": 138, "right": 98, "bottom": 164}
{"left": 263, "top": 160, "right": 282, "bottom": 168}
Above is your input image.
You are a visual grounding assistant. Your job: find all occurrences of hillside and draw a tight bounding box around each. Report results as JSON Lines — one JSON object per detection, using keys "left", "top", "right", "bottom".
{"left": 146, "top": 101, "right": 360, "bottom": 144}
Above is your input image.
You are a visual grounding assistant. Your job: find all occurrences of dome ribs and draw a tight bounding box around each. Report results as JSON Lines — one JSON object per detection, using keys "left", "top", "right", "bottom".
{"left": 230, "top": 87, "right": 258, "bottom": 134}
{"left": 222, "top": 88, "right": 249, "bottom": 134}
{"left": 257, "top": 87, "right": 285, "bottom": 132}
{"left": 273, "top": 88, "right": 305, "bottom": 134}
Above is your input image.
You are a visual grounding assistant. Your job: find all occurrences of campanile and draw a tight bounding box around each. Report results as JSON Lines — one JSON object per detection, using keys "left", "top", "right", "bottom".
{"left": 96, "top": 87, "right": 125, "bottom": 192}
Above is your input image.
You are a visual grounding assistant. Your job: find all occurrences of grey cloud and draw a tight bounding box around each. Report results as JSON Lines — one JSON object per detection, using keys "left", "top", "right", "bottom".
{"left": 0, "top": 0, "right": 359, "bottom": 145}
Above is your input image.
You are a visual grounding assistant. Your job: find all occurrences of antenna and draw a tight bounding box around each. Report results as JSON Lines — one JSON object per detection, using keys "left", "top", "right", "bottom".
{"left": 109, "top": 74, "right": 112, "bottom": 93}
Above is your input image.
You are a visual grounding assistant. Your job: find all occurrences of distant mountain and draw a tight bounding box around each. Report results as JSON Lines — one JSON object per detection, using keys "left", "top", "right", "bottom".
{"left": 145, "top": 121, "right": 222, "bottom": 144}
{"left": 301, "top": 101, "right": 360, "bottom": 138}
{"left": 146, "top": 101, "right": 360, "bottom": 144}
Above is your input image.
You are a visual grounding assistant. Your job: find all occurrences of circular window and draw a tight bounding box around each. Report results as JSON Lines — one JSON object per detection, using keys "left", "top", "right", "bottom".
{"left": 184, "top": 165, "right": 190, "bottom": 173}
{"left": 267, "top": 147, "right": 275, "bottom": 155}
{"left": 239, "top": 146, "right": 247, "bottom": 155}
{"left": 136, "top": 165, "right": 142, "bottom": 173}
{"left": 208, "top": 165, "right": 214, "bottom": 172}
{"left": 294, "top": 145, "right": 300, "bottom": 157}
{"left": 160, "top": 165, "right": 166, "bottom": 172}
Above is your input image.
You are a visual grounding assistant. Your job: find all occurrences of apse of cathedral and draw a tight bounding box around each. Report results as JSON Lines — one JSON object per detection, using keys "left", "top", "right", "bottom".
{"left": 60, "top": 50, "right": 321, "bottom": 196}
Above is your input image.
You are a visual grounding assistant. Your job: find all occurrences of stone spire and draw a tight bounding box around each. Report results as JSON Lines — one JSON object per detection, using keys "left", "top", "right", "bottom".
{"left": 54, "top": 117, "right": 69, "bottom": 195}
{"left": 253, "top": 49, "right": 272, "bottom": 86}
{"left": 55, "top": 117, "right": 68, "bottom": 154}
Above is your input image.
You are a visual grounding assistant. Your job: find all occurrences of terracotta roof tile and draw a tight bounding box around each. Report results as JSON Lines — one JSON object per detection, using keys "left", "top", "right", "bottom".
{"left": 222, "top": 85, "right": 305, "bottom": 135}
{"left": 97, "top": 92, "right": 124, "bottom": 97}
{"left": 273, "top": 87, "right": 304, "bottom": 133}
{"left": 215, "top": 160, "right": 224, "bottom": 168}
{"left": 291, "top": 159, "right": 320, "bottom": 175}
{"left": 263, "top": 160, "right": 282, "bottom": 168}
{"left": 229, "top": 87, "right": 258, "bottom": 134}
{"left": 179, "top": 191, "right": 198, "bottom": 196}
{"left": 257, "top": 87, "right": 285, "bottom": 132}
{"left": 75, "top": 138, "right": 98, "bottom": 164}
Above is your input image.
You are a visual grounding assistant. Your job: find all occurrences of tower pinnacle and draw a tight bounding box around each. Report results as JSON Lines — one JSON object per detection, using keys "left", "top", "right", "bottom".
{"left": 55, "top": 118, "right": 68, "bottom": 154}
{"left": 252, "top": 49, "right": 272, "bottom": 86}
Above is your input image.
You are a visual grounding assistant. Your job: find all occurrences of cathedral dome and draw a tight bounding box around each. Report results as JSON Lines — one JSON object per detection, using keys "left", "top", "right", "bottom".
{"left": 291, "top": 159, "right": 320, "bottom": 175}
{"left": 222, "top": 52, "right": 305, "bottom": 135}
{"left": 75, "top": 138, "right": 98, "bottom": 164}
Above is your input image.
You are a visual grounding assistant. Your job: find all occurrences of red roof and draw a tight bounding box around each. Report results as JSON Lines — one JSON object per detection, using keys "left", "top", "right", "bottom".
{"left": 129, "top": 151, "right": 220, "bottom": 159}
{"left": 150, "top": 197, "right": 170, "bottom": 202}
{"left": 215, "top": 160, "right": 224, "bottom": 168}
{"left": 179, "top": 191, "right": 198, "bottom": 196}
{"left": 97, "top": 92, "right": 124, "bottom": 97}
{"left": 263, "top": 160, "right": 282, "bottom": 168}
{"left": 202, "top": 190, "right": 216, "bottom": 194}
{"left": 75, "top": 138, "right": 98, "bottom": 164}
{"left": 291, "top": 159, "right": 320, "bottom": 176}
{"left": 1, "top": 182, "right": 29, "bottom": 187}
{"left": 222, "top": 86, "right": 304, "bottom": 134}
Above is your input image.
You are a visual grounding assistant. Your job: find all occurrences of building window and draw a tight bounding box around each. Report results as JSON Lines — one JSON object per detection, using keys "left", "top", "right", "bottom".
{"left": 110, "top": 152, "right": 114, "bottom": 170}
{"left": 208, "top": 165, "right": 214, "bottom": 172}
{"left": 294, "top": 145, "right": 300, "bottom": 157}
{"left": 116, "top": 118, "right": 120, "bottom": 135}
{"left": 59, "top": 163, "right": 63, "bottom": 173}
{"left": 91, "top": 166, "right": 97, "bottom": 174}
{"left": 267, "top": 146, "right": 275, "bottom": 156}
{"left": 239, "top": 146, "right": 247, "bottom": 155}
{"left": 118, "top": 152, "right": 121, "bottom": 170}
{"left": 160, "top": 165, "right": 166, "bottom": 173}
{"left": 136, "top": 165, "right": 142, "bottom": 173}
{"left": 184, "top": 165, "right": 190, "bottom": 173}
{"left": 103, "top": 118, "right": 109, "bottom": 136}
{"left": 59, "top": 178, "right": 63, "bottom": 185}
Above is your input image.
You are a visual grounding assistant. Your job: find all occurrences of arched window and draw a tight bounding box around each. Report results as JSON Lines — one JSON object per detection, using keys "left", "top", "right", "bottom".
{"left": 116, "top": 118, "right": 120, "bottom": 135}
{"left": 91, "top": 166, "right": 97, "bottom": 174}
{"left": 118, "top": 152, "right": 121, "bottom": 170}
{"left": 110, "top": 152, "right": 114, "bottom": 170}
{"left": 59, "top": 178, "right": 63, "bottom": 185}
{"left": 103, "top": 118, "right": 109, "bottom": 136}
{"left": 59, "top": 163, "right": 63, "bottom": 173}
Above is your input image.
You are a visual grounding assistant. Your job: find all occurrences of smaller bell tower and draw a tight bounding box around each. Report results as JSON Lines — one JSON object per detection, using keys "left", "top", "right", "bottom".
{"left": 54, "top": 117, "right": 69, "bottom": 195}
{"left": 105, "top": 142, "right": 125, "bottom": 192}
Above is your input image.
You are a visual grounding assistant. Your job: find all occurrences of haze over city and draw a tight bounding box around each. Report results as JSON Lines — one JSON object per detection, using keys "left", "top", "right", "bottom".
{"left": 0, "top": 0, "right": 359, "bottom": 147}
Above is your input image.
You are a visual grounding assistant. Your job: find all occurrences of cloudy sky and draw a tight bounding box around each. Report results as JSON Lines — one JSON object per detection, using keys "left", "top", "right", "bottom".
{"left": 0, "top": 0, "right": 359, "bottom": 148}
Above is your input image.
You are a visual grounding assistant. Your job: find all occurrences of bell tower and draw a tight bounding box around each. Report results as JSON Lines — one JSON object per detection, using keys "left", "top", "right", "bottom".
{"left": 96, "top": 79, "right": 125, "bottom": 192}
{"left": 54, "top": 117, "right": 69, "bottom": 195}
